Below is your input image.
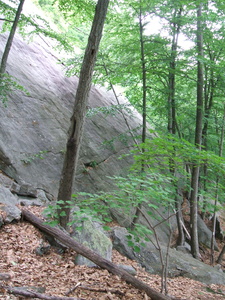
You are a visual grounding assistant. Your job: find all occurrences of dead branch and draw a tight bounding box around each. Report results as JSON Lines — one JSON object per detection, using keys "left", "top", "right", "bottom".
{"left": 66, "top": 284, "right": 125, "bottom": 296}
{"left": 22, "top": 209, "right": 172, "bottom": 300}
{"left": 65, "top": 283, "right": 81, "bottom": 296}
{"left": 0, "top": 284, "right": 83, "bottom": 300}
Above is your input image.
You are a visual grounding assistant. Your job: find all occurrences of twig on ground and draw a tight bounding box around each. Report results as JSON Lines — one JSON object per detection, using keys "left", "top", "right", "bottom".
{"left": 1, "top": 284, "right": 84, "bottom": 300}
{"left": 66, "top": 284, "right": 125, "bottom": 296}
{"left": 65, "top": 282, "right": 81, "bottom": 296}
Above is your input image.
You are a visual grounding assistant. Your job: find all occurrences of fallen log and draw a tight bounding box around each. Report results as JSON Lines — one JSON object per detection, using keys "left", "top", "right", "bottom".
{"left": 22, "top": 209, "right": 172, "bottom": 300}
{"left": 1, "top": 284, "right": 83, "bottom": 300}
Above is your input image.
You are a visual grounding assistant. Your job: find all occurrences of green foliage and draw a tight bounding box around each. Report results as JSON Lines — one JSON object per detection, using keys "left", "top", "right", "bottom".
{"left": 82, "top": 160, "right": 98, "bottom": 173}
{"left": 87, "top": 161, "right": 98, "bottom": 168}
{"left": 57, "top": 0, "right": 96, "bottom": 23}
{"left": 0, "top": 73, "right": 29, "bottom": 106}
{"left": 101, "top": 126, "right": 141, "bottom": 150}
{"left": 43, "top": 199, "right": 73, "bottom": 226}
{"left": 86, "top": 104, "right": 133, "bottom": 118}
{"left": 69, "top": 165, "right": 176, "bottom": 248}
{"left": 132, "top": 132, "right": 225, "bottom": 206}
{"left": 21, "top": 150, "right": 49, "bottom": 164}
{"left": 43, "top": 203, "right": 60, "bottom": 226}
{"left": 0, "top": 1, "right": 73, "bottom": 52}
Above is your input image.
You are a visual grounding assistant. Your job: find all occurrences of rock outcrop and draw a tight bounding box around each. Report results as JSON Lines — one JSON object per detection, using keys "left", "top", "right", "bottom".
{"left": 0, "top": 28, "right": 143, "bottom": 198}
{"left": 111, "top": 226, "right": 225, "bottom": 285}
{"left": 0, "top": 27, "right": 224, "bottom": 285}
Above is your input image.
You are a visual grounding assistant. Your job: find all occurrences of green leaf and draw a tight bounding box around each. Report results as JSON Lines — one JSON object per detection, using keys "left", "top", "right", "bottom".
{"left": 133, "top": 245, "right": 141, "bottom": 253}
{"left": 59, "top": 211, "right": 66, "bottom": 217}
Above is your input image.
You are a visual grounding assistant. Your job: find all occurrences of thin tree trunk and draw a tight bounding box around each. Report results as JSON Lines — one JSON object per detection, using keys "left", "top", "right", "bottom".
{"left": 0, "top": 0, "right": 25, "bottom": 74}
{"left": 22, "top": 209, "right": 171, "bottom": 300}
{"left": 190, "top": 166, "right": 200, "bottom": 258}
{"left": 102, "top": 62, "right": 139, "bottom": 146}
{"left": 167, "top": 7, "right": 184, "bottom": 246}
{"left": 175, "top": 191, "right": 185, "bottom": 246}
{"left": 57, "top": 0, "right": 110, "bottom": 229}
{"left": 167, "top": 8, "right": 182, "bottom": 135}
{"left": 201, "top": 52, "right": 217, "bottom": 218}
{"left": 210, "top": 104, "right": 225, "bottom": 264}
{"left": 131, "top": 6, "right": 147, "bottom": 227}
{"left": 190, "top": 3, "right": 204, "bottom": 259}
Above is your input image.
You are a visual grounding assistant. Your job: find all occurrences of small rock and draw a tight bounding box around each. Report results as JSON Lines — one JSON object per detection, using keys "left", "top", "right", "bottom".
{"left": 117, "top": 264, "right": 137, "bottom": 275}
{"left": 176, "top": 243, "right": 191, "bottom": 254}
{"left": 35, "top": 246, "right": 51, "bottom": 256}
{"left": 0, "top": 273, "right": 11, "bottom": 281}
{"left": 0, "top": 214, "right": 4, "bottom": 227}
{"left": 214, "top": 264, "right": 223, "bottom": 273}
{"left": 19, "top": 183, "right": 38, "bottom": 198}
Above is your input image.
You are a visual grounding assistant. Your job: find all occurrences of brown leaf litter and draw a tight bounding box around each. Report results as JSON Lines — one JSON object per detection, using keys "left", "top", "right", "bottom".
{"left": 0, "top": 206, "right": 225, "bottom": 300}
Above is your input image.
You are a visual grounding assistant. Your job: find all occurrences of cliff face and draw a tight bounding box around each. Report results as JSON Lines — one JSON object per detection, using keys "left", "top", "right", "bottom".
{"left": 0, "top": 29, "right": 143, "bottom": 198}
{"left": 1, "top": 28, "right": 225, "bottom": 287}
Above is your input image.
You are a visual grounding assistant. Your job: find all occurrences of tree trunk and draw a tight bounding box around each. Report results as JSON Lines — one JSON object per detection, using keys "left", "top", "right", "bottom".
{"left": 210, "top": 104, "right": 225, "bottom": 264}
{"left": 0, "top": 0, "right": 25, "bottom": 74}
{"left": 22, "top": 209, "right": 171, "bottom": 300}
{"left": 131, "top": 7, "right": 147, "bottom": 227}
{"left": 190, "top": 3, "right": 204, "bottom": 259}
{"left": 167, "top": 8, "right": 182, "bottom": 135}
{"left": 190, "top": 165, "right": 200, "bottom": 258}
{"left": 57, "top": 0, "right": 110, "bottom": 229}
{"left": 201, "top": 49, "right": 217, "bottom": 218}
{"left": 167, "top": 7, "right": 184, "bottom": 247}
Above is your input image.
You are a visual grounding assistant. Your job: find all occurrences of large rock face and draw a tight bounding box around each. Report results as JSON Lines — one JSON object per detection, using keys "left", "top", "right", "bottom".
{"left": 0, "top": 29, "right": 143, "bottom": 198}
{"left": 1, "top": 28, "right": 224, "bottom": 286}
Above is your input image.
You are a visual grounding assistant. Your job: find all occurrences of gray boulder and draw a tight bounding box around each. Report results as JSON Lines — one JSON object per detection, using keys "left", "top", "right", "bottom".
{"left": 71, "top": 216, "right": 112, "bottom": 267}
{"left": 0, "top": 172, "right": 51, "bottom": 223}
{"left": 197, "top": 215, "right": 219, "bottom": 251}
{"left": 0, "top": 28, "right": 144, "bottom": 199}
{"left": 111, "top": 226, "right": 225, "bottom": 285}
{"left": 0, "top": 186, "right": 21, "bottom": 222}
{"left": 10, "top": 182, "right": 38, "bottom": 198}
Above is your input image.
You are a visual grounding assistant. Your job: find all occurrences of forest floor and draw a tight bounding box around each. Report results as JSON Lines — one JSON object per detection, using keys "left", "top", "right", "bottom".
{"left": 0, "top": 206, "right": 225, "bottom": 300}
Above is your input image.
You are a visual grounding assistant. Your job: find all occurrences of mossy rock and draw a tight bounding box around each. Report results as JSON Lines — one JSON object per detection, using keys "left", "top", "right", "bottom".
{"left": 72, "top": 217, "right": 112, "bottom": 267}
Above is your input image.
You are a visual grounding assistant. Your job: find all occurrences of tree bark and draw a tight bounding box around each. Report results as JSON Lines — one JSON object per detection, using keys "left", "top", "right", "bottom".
{"left": 210, "top": 104, "right": 225, "bottom": 264}
{"left": 131, "top": 5, "right": 148, "bottom": 228}
{"left": 167, "top": 7, "right": 184, "bottom": 247}
{"left": 22, "top": 209, "right": 171, "bottom": 300}
{"left": 57, "top": 0, "right": 110, "bottom": 229}
{"left": 167, "top": 8, "right": 182, "bottom": 135}
{"left": 190, "top": 3, "right": 204, "bottom": 259}
{"left": 201, "top": 47, "right": 218, "bottom": 219}
{"left": 0, "top": 0, "right": 25, "bottom": 74}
